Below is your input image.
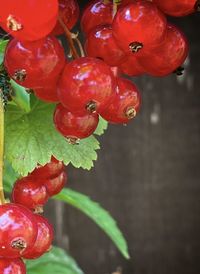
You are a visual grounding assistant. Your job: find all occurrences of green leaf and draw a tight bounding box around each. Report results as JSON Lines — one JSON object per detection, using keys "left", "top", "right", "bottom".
{"left": 55, "top": 188, "right": 130, "bottom": 259}
{"left": 5, "top": 97, "right": 100, "bottom": 176}
{"left": 26, "top": 246, "right": 84, "bottom": 274}
{"left": 94, "top": 116, "right": 108, "bottom": 136}
{"left": 0, "top": 40, "right": 8, "bottom": 65}
{"left": 3, "top": 160, "right": 19, "bottom": 193}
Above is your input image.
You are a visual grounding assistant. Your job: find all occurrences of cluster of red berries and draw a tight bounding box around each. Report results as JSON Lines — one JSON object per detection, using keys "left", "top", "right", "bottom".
{"left": 0, "top": 157, "right": 67, "bottom": 273}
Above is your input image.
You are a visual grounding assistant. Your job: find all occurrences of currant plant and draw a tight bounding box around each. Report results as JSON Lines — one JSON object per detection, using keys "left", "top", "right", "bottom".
{"left": 0, "top": 0, "right": 199, "bottom": 273}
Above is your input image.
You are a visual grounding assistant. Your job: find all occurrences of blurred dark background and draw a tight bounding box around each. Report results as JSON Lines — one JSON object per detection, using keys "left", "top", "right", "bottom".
{"left": 49, "top": 4, "right": 200, "bottom": 274}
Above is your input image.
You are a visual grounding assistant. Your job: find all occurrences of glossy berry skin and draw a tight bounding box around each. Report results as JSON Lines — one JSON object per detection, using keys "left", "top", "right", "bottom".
{"left": 30, "top": 156, "right": 64, "bottom": 179}
{"left": 81, "top": 0, "right": 113, "bottom": 35}
{"left": 0, "top": 0, "right": 58, "bottom": 41}
{"left": 138, "top": 24, "right": 189, "bottom": 77}
{"left": 23, "top": 215, "right": 53, "bottom": 259}
{"left": 153, "top": 0, "right": 199, "bottom": 17}
{"left": 45, "top": 171, "right": 67, "bottom": 197}
{"left": 58, "top": 57, "right": 116, "bottom": 114}
{"left": 51, "top": 0, "right": 80, "bottom": 35}
{"left": 0, "top": 258, "right": 26, "bottom": 274}
{"left": 34, "top": 81, "right": 59, "bottom": 103}
{"left": 85, "top": 25, "right": 126, "bottom": 66}
{"left": 54, "top": 104, "right": 99, "bottom": 140}
{"left": 119, "top": 54, "right": 145, "bottom": 76}
{"left": 0, "top": 203, "right": 38, "bottom": 258}
{"left": 12, "top": 176, "right": 49, "bottom": 211}
{"left": 4, "top": 36, "right": 65, "bottom": 89}
{"left": 112, "top": 1, "right": 167, "bottom": 54}
{"left": 100, "top": 77, "right": 141, "bottom": 124}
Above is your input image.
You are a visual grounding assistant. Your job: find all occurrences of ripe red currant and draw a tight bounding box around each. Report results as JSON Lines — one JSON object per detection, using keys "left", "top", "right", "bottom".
{"left": 112, "top": 0, "right": 167, "bottom": 54}
{"left": 23, "top": 215, "right": 53, "bottom": 259}
{"left": 100, "top": 77, "right": 141, "bottom": 124}
{"left": 34, "top": 81, "right": 59, "bottom": 103}
{"left": 0, "top": 258, "right": 26, "bottom": 274}
{"left": 30, "top": 156, "right": 64, "bottom": 179}
{"left": 85, "top": 25, "right": 126, "bottom": 66}
{"left": 119, "top": 54, "right": 145, "bottom": 76}
{"left": 12, "top": 176, "right": 49, "bottom": 212}
{"left": 58, "top": 57, "right": 116, "bottom": 114}
{"left": 51, "top": 0, "right": 80, "bottom": 35}
{"left": 4, "top": 36, "right": 65, "bottom": 89}
{"left": 153, "top": 0, "right": 200, "bottom": 17}
{"left": 0, "top": 0, "right": 58, "bottom": 41}
{"left": 81, "top": 0, "right": 113, "bottom": 35}
{"left": 0, "top": 203, "right": 38, "bottom": 258}
{"left": 45, "top": 171, "right": 67, "bottom": 197}
{"left": 138, "top": 24, "right": 189, "bottom": 77}
{"left": 54, "top": 104, "right": 99, "bottom": 142}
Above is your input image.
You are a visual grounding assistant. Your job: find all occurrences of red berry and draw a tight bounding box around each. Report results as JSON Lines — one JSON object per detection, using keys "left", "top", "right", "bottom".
{"left": 0, "top": 258, "right": 26, "bottom": 274}
{"left": 0, "top": 203, "right": 37, "bottom": 258}
{"left": 51, "top": 0, "right": 80, "bottom": 35}
{"left": 85, "top": 25, "right": 126, "bottom": 66}
{"left": 119, "top": 54, "right": 145, "bottom": 76}
{"left": 30, "top": 156, "right": 64, "bottom": 179}
{"left": 112, "top": 0, "right": 167, "bottom": 54}
{"left": 153, "top": 0, "right": 199, "bottom": 17}
{"left": 100, "top": 77, "right": 141, "bottom": 124}
{"left": 58, "top": 57, "right": 116, "bottom": 114}
{"left": 0, "top": 0, "right": 58, "bottom": 41}
{"left": 23, "top": 215, "right": 53, "bottom": 259}
{"left": 81, "top": 0, "right": 113, "bottom": 35}
{"left": 34, "top": 81, "right": 59, "bottom": 103}
{"left": 4, "top": 36, "right": 65, "bottom": 89}
{"left": 12, "top": 176, "right": 49, "bottom": 211}
{"left": 138, "top": 24, "right": 189, "bottom": 77}
{"left": 54, "top": 104, "right": 99, "bottom": 142}
{"left": 45, "top": 171, "right": 67, "bottom": 197}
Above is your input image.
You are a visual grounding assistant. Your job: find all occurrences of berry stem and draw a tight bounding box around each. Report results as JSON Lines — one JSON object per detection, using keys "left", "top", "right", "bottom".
{"left": 58, "top": 16, "right": 79, "bottom": 59}
{"left": 103, "top": 0, "right": 110, "bottom": 4}
{"left": 113, "top": 0, "right": 121, "bottom": 18}
{"left": 0, "top": 94, "right": 5, "bottom": 205}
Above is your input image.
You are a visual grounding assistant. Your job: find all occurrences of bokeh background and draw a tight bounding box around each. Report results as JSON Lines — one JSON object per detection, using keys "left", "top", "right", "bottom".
{"left": 47, "top": 4, "right": 200, "bottom": 274}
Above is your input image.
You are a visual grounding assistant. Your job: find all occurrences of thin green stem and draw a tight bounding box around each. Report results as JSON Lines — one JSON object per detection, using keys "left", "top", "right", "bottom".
{"left": 0, "top": 95, "right": 5, "bottom": 205}
{"left": 113, "top": 0, "right": 121, "bottom": 17}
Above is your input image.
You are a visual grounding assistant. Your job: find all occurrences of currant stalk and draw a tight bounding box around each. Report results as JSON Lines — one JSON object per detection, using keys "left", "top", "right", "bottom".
{"left": 0, "top": 94, "right": 5, "bottom": 205}
{"left": 113, "top": 0, "right": 121, "bottom": 17}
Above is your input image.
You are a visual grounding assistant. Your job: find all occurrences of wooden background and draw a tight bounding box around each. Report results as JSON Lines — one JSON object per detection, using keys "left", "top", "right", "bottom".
{"left": 45, "top": 6, "right": 200, "bottom": 274}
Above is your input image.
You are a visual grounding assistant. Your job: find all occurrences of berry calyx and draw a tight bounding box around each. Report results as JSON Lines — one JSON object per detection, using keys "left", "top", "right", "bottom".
{"left": 30, "top": 156, "right": 64, "bottom": 179}
{"left": 0, "top": 0, "right": 59, "bottom": 41}
{"left": 0, "top": 258, "right": 26, "bottom": 274}
{"left": 0, "top": 203, "right": 38, "bottom": 258}
{"left": 58, "top": 57, "right": 116, "bottom": 114}
{"left": 23, "top": 215, "right": 53, "bottom": 259}
{"left": 100, "top": 77, "right": 141, "bottom": 124}
{"left": 54, "top": 104, "right": 99, "bottom": 142}
{"left": 12, "top": 176, "right": 49, "bottom": 212}
{"left": 112, "top": 0, "right": 167, "bottom": 53}
{"left": 45, "top": 171, "right": 67, "bottom": 197}
{"left": 4, "top": 36, "right": 65, "bottom": 89}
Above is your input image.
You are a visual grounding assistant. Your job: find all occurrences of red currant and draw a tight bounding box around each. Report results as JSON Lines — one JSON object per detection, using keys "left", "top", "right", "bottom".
{"left": 81, "top": 0, "right": 113, "bottom": 35}
{"left": 30, "top": 156, "right": 64, "bottom": 179}
{"left": 12, "top": 176, "right": 49, "bottom": 211}
{"left": 85, "top": 25, "right": 126, "bottom": 66}
{"left": 54, "top": 104, "right": 99, "bottom": 142}
{"left": 138, "top": 24, "right": 189, "bottom": 77}
{"left": 0, "top": 0, "right": 58, "bottom": 41}
{"left": 100, "top": 77, "right": 141, "bottom": 124}
{"left": 0, "top": 203, "right": 37, "bottom": 258}
{"left": 119, "top": 54, "right": 145, "bottom": 76}
{"left": 51, "top": 0, "right": 80, "bottom": 35}
{"left": 4, "top": 36, "right": 65, "bottom": 89}
{"left": 23, "top": 215, "right": 53, "bottom": 259}
{"left": 58, "top": 57, "right": 116, "bottom": 114}
{"left": 45, "top": 171, "right": 67, "bottom": 197}
{"left": 0, "top": 258, "right": 26, "bottom": 274}
{"left": 153, "top": 0, "right": 200, "bottom": 17}
{"left": 34, "top": 81, "right": 59, "bottom": 103}
{"left": 112, "top": 0, "right": 167, "bottom": 54}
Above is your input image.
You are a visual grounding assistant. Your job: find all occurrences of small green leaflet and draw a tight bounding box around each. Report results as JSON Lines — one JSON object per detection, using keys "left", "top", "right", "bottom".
{"left": 5, "top": 96, "right": 107, "bottom": 176}
{"left": 94, "top": 116, "right": 108, "bottom": 136}
{"left": 0, "top": 40, "right": 8, "bottom": 65}
{"left": 26, "top": 246, "right": 84, "bottom": 274}
{"left": 3, "top": 160, "right": 18, "bottom": 193}
{"left": 55, "top": 188, "right": 130, "bottom": 259}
